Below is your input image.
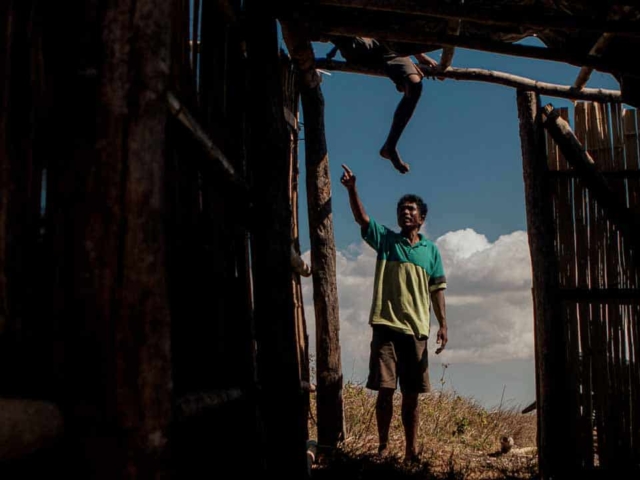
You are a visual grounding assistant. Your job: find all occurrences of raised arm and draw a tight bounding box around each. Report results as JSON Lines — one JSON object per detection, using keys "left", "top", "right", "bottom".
{"left": 340, "top": 164, "right": 370, "bottom": 228}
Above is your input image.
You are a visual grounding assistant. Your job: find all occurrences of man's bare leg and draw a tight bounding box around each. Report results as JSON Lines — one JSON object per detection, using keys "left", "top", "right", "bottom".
{"left": 401, "top": 392, "right": 420, "bottom": 462}
{"left": 380, "top": 74, "right": 423, "bottom": 174}
{"left": 376, "top": 388, "right": 394, "bottom": 455}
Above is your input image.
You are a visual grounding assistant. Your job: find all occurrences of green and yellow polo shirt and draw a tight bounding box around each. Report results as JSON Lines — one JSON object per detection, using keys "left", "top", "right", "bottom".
{"left": 362, "top": 217, "right": 447, "bottom": 339}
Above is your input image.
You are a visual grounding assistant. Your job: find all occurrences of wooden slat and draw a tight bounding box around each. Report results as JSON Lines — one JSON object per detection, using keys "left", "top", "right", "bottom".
{"left": 572, "top": 103, "right": 595, "bottom": 465}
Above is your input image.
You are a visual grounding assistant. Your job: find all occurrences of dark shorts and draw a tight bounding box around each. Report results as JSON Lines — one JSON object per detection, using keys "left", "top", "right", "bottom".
{"left": 366, "top": 325, "right": 431, "bottom": 394}
{"left": 383, "top": 56, "right": 424, "bottom": 91}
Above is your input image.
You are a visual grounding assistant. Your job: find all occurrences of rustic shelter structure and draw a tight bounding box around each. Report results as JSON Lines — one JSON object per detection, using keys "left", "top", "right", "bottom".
{"left": 1, "top": 1, "right": 640, "bottom": 479}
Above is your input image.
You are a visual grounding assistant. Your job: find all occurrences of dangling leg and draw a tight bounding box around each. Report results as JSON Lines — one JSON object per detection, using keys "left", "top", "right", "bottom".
{"left": 380, "top": 74, "right": 422, "bottom": 174}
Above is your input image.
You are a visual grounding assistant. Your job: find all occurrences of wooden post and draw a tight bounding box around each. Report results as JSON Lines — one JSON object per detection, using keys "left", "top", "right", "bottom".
{"left": 540, "top": 104, "right": 640, "bottom": 250}
{"left": 245, "top": 2, "right": 309, "bottom": 477}
{"left": 517, "top": 90, "right": 572, "bottom": 480}
{"left": 281, "top": 21, "right": 345, "bottom": 449}
{"left": 301, "top": 84, "right": 345, "bottom": 448}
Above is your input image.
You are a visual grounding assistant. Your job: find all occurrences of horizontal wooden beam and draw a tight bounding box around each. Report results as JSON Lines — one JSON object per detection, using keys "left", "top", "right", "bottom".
{"left": 558, "top": 288, "right": 640, "bottom": 304}
{"left": 166, "top": 91, "right": 249, "bottom": 191}
{"left": 315, "top": 59, "right": 623, "bottom": 103}
{"left": 313, "top": 0, "right": 640, "bottom": 35}
{"left": 311, "top": 15, "right": 635, "bottom": 75}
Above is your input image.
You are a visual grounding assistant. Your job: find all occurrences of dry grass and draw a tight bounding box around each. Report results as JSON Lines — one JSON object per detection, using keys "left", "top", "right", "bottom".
{"left": 308, "top": 382, "right": 538, "bottom": 480}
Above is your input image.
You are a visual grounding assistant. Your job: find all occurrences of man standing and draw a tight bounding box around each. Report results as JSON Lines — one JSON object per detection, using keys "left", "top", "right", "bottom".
{"left": 340, "top": 164, "right": 448, "bottom": 463}
{"left": 327, "top": 37, "right": 439, "bottom": 174}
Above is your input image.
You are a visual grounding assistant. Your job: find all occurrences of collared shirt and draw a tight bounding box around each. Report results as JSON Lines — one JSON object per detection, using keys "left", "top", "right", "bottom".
{"left": 362, "top": 217, "right": 447, "bottom": 338}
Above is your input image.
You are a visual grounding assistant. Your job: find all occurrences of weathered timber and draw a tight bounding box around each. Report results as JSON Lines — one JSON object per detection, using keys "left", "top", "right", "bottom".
{"left": 43, "top": 0, "right": 174, "bottom": 476}
{"left": 301, "top": 81, "right": 345, "bottom": 450}
{"left": 541, "top": 104, "right": 640, "bottom": 250}
{"left": 246, "top": 2, "right": 309, "bottom": 477}
{"left": 574, "top": 34, "right": 614, "bottom": 90}
{"left": 309, "top": 12, "right": 635, "bottom": 75}
{"left": 316, "top": 59, "right": 623, "bottom": 103}
{"left": 311, "top": 0, "right": 640, "bottom": 35}
{"left": 518, "top": 90, "right": 572, "bottom": 480}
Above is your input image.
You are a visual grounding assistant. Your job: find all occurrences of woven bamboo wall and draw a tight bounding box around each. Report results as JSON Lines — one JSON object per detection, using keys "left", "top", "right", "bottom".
{"left": 545, "top": 103, "right": 640, "bottom": 472}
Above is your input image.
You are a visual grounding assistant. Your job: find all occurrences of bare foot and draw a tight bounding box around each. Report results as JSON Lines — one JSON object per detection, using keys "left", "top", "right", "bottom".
{"left": 377, "top": 444, "right": 390, "bottom": 457}
{"left": 380, "top": 145, "right": 410, "bottom": 174}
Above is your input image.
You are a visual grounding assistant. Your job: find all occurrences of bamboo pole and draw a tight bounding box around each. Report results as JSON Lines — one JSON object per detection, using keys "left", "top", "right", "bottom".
{"left": 315, "top": 59, "right": 623, "bottom": 103}
{"left": 541, "top": 104, "right": 640, "bottom": 250}
{"left": 574, "top": 34, "right": 614, "bottom": 91}
{"left": 518, "top": 90, "right": 570, "bottom": 480}
{"left": 312, "top": 0, "right": 640, "bottom": 35}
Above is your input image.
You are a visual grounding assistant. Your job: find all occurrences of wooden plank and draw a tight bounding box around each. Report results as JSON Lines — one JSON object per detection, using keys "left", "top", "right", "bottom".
{"left": 315, "top": 60, "right": 623, "bottom": 103}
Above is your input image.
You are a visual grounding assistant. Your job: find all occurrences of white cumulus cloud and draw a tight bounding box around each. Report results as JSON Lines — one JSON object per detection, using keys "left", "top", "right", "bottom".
{"left": 301, "top": 228, "right": 534, "bottom": 386}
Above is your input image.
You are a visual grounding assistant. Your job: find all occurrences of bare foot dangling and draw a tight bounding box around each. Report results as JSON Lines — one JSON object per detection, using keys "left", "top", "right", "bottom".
{"left": 380, "top": 145, "right": 410, "bottom": 174}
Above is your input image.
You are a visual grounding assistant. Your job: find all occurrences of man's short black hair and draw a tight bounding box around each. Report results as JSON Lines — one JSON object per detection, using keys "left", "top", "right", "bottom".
{"left": 397, "top": 194, "right": 428, "bottom": 219}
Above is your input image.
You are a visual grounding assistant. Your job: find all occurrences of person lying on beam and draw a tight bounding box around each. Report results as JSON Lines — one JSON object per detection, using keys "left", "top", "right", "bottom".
{"left": 324, "top": 36, "right": 440, "bottom": 174}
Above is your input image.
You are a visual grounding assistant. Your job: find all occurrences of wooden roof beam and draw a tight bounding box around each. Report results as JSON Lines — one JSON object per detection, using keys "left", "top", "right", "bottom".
{"left": 315, "top": 59, "right": 623, "bottom": 103}
{"left": 313, "top": 0, "right": 640, "bottom": 36}
{"left": 312, "top": 15, "right": 636, "bottom": 76}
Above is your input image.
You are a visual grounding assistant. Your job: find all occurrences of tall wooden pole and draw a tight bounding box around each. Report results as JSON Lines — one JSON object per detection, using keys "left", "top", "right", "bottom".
{"left": 301, "top": 84, "right": 345, "bottom": 448}
{"left": 281, "top": 22, "right": 345, "bottom": 449}
{"left": 517, "top": 90, "right": 572, "bottom": 480}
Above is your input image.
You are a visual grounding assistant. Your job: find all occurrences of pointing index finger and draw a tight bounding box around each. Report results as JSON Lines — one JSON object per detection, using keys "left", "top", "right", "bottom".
{"left": 341, "top": 164, "right": 352, "bottom": 176}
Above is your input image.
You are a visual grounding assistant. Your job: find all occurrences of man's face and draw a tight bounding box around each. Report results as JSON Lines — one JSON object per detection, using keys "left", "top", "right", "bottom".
{"left": 397, "top": 202, "right": 425, "bottom": 231}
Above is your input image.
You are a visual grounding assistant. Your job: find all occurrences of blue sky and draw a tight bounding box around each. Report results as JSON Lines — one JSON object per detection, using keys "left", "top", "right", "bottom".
{"left": 291, "top": 37, "right": 623, "bottom": 409}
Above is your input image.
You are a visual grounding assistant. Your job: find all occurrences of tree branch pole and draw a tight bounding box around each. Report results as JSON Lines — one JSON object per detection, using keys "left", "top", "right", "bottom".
{"left": 573, "top": 33, "right": 614, "bottom": 90}
{"left": 315, "top": 59, "right": 623, "bottom": 103}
